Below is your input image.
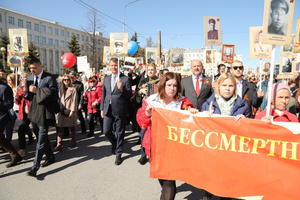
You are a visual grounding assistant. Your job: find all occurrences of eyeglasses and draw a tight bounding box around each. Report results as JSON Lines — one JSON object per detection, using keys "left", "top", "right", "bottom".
{"left": 233, "top": 66, "right": 244, "bottom": 70}
{"left": 63, "top": 79, "right": 71, "bottom": 81}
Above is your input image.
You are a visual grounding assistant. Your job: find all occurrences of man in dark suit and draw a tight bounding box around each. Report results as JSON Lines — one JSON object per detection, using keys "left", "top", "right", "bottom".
{"left": 181, "top": 60, "right": 213, "bottom": 111}
{"left": 231, "top": 60, "right": 262, "bottom": 118}
{"left": 24, "top": 58, "right": 59, "bottom": 177}
{"left": 101, "top": 58, "right": 132, "bottom": 165}
{"left": 0, "top": 78, "right": 22, "bottom": 167}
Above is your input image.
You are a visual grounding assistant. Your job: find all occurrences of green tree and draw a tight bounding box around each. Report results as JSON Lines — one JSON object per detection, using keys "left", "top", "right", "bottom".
{"left": 68, "top": 34, "right": 81, "bottom": 72}
{"left": 0, "top": 34, "right": 10, "bottom": 71}
{"left": 24, "top": 42, "right": 40, "bottom": 71}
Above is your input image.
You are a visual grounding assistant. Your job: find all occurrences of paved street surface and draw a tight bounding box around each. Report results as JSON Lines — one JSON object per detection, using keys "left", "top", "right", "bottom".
{"left": 0, "top": 128, "right": 210, "bottom": 200}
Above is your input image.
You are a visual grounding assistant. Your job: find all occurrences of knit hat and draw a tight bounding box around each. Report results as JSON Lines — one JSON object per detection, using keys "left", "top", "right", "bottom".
{"left": 270, "top": 82, "right": 290, "bottom": 102}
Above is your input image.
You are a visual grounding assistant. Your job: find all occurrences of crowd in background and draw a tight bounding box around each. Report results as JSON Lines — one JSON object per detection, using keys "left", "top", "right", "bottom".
{"left": 0, "top": 57, "right": 299, "bottom": 200}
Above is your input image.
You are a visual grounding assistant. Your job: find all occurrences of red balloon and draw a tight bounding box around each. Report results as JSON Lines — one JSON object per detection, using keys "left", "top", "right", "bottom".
{"left": 61, "top": 52, "right": 76, "bottom": 68}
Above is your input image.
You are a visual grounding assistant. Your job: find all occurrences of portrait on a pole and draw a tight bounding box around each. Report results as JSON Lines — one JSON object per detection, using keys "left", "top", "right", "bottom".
{"left": 145, "top": 47, "right": 157, "bottom": 65}
{"left": 221, "top": 44, "right": 235, "bottom": 63}
{"left": 109, "top": 33, "right": 128, "bottom": 57}
{"left": 262, "top": 0, "right": 295, "bottom": 45}
{"left": 8, "top": 28, "right": 29, "bottom": 56}
{"left": 294, "top": 18, "right": 300, "bottom": 53}
{"left": 262, "top": 61, "right": 271, "bottom": 74}
{"left": 249, "top": 26, "right": 272, "bottom": 59}
{"left": 281, "top": 34, "right": 295, "bottom": 57}
{"left": 204, "top": 16, "right": 222, "bottom": 46}
{"left": 102, "top": 46, "right": 110, "bottom": 65}
{"left": 169, "top": 48, "right": 184, "bottom": 66}
{"left": 204, "top": 49, "right": 216, "bottom": 66}
{"left": 280, "top": 56, "right": 293, "bottom": 73}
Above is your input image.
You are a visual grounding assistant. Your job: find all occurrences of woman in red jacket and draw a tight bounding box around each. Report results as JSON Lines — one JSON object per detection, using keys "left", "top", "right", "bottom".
{"left": 136, "top": 72, "right": 198, "bottom": 200}
{"left": 81, "top": 76, "right": 103, "bottom": 137}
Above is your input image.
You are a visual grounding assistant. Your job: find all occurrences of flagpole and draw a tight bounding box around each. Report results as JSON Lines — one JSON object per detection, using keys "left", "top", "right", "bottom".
{"left": 265, "top": 45, "right": 276, "bottom": 118}
{"left": 259, "top": 59, "right": 263, "bottom": 89}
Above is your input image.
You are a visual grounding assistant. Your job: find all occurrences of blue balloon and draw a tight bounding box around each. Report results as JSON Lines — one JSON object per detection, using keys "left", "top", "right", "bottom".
{"left": 128, "top": 41, "right": 138, "bottom": 55}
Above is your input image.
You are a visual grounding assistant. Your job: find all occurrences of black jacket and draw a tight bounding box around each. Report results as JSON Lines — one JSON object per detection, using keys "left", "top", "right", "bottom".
{"left": 0, "top": 80, "right": 13, "bottom": 125}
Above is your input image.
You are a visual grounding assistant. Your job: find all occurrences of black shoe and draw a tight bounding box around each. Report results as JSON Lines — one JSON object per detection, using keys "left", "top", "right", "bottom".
{"left": 41, "top": 157, "right": 55, "bottom": 168}
{"left": 138, "top": 156, "right": 148, "bottom": 165}
{"left": 115, "top": 155, "right": 123, "bottom": 165}
{"left": 6, "top": 154, "right": 23, "bottom": 168}
{"left": 27, "top": 169, "right": 37, "bottom": 177}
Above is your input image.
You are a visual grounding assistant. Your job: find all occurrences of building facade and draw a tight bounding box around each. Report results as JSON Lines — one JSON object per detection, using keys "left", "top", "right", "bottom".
{"left": 0, "top": 7, "right": 108, "bottom": 74}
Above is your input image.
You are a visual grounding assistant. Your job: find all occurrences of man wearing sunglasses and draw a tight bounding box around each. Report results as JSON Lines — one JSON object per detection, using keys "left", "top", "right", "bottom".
{"left": 101, "top": 58, "right": 132, "bottom": 165}
{"left": 231, "top": 60, "right": 261, "bottom": 118}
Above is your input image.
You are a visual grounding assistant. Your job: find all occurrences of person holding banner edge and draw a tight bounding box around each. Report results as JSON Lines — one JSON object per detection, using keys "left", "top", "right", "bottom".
{"left": 137, "top": 72, "right": 198, "bottom": 200}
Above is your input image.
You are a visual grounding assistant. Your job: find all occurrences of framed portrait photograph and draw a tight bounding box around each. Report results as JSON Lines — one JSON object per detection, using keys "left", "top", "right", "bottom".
{"left": 262, "top": 0, "right": 296, "bottom": 45}
{"left": 262, "top": 61, "right": 271, "bottom": 74}
{"left": 249, "top": 26, "right": 272, "bottom": 59}
{"left": 145, "top": 47, "right": 157, "bottom": 65}
{"left": 221, "top": 44, "right": 235, "bottom": 63}
{"left": 8, "top": 28, "right": 29, "bottom": 56}
{"left": 102, "top": 46, "right": 111, "bottom": 65}
{"left": 204, "top": 49, "right": 217, "bottom": 66}
{"left": 204, "top": 16, "right": 222, "bottom": 46}
{"left": 280, "top": 56, "right": 293, "bottom": 73}
{"left": 294, "top": 18, "right": 300, "bottom": 53}
{"left": 109, "top": 33, "right": 128, "bottom": 57}
{"left": 169, "top": 48, "right": 184, "bottom": 66}
{"left": 135, "top": 57, "right": 144, "bottom": 66}
{"left": 281, "top": 34, "right": 295, "bottom": 56}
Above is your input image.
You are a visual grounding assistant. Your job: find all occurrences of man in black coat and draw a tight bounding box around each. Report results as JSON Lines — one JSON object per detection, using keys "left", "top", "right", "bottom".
{"left": 0, "top": 78, "right": 22, "bottom": 167}
{"left": 101, "top": 58, "right": 132, "bottom": 165}
{"left": 24, "top": 58, "right": 59, "bottom": 177}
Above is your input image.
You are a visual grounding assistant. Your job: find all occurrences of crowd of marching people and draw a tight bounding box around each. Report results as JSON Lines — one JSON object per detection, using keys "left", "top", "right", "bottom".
{"left": 0, "top": 57, "right": 300, "bottom": 200}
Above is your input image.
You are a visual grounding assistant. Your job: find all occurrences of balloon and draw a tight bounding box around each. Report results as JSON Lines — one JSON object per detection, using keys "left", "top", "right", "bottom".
{"left": 61, "top": 52, "right": 76, "bottom": 68}
{"left": 128, "top": 41, "right": 138, "bottom": 55}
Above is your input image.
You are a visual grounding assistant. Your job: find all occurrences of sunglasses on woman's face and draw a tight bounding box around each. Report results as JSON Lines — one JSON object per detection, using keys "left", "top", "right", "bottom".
{"left": 63, "top": 79, "right": 71, "bottom": 81}
{"left": 232, "top": 66, "right": 244, "bottom": 70}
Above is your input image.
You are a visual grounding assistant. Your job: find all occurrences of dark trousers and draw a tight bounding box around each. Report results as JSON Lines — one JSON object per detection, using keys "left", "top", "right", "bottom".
{"left": 139, "top": 128, "right": 146, "bottom": 157}
{"left": 77, "top": 109, "right": 86, "bottom": 133}
{"left": 17, "top": 113, "right": 34, "bottom": 149}
{"left": 87, "top": 112, "right": 103, "bottom": 134}
{"left": 159, "top": 179, "right": 176, "bottom": 200}
{"left": 31, "top": 123, "right": 54, "bottom": 170}
{"left": 0, "top": 128, "right": 19, "bottom": 160}
{"left": 103, "top": 108, "right": 126, "bottom": 156}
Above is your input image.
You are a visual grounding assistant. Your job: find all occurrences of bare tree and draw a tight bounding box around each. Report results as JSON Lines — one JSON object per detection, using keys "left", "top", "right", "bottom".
{"left": 82, "top": 8, "right": 105, "bottom": 71}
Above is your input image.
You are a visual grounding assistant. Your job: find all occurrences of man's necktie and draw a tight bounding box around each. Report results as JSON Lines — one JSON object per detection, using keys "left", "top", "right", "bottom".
{"left": 195, "top": 77, "right": 200, "bottom": 96}
{"left": 34, "top": 76, "right": 39, "bottom": 87}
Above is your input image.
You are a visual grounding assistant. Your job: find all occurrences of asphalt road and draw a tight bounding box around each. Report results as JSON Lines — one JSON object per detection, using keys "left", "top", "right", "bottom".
{"left": 0, "top": 128, "right": 211, "bottom": 200}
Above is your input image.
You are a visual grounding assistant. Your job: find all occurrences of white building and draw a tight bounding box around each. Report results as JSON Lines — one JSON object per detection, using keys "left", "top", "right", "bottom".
{"left": 0, "top": 7, "right": 108, "bottom": 74}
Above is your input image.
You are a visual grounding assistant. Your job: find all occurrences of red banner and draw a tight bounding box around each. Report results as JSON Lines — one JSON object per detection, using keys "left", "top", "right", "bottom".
{"left": 150, "top": 108, "right": 300, "bottom": 200}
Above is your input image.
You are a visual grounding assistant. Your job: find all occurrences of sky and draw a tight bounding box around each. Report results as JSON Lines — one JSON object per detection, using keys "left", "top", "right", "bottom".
{"left": 1, "top": 0, "right": 299, "bottom": 69}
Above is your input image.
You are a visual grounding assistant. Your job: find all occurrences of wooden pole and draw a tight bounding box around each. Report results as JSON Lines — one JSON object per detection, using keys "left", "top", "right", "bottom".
{"left": 265, "top": 45, "right": 276, "bottom": 118}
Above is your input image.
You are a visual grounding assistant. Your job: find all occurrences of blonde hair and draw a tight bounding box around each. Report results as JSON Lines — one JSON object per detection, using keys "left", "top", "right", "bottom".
{"left": 215, "top": 73, "right": 237, "bottom": 96}
{"left": 7, "top": 73, "right": 18, "bottom": 89}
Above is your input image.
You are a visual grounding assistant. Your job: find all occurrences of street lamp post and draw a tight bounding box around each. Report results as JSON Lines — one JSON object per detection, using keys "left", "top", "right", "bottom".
{"left": 123, "top": 0, "right": 141, "bottom": 32}
{"left": 0, "top": 47, "right": 6, "bottom": 71}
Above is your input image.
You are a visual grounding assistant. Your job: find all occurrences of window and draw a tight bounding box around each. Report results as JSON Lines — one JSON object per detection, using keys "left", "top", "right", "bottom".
{"left": 81, "top": 35, "right": 84, "bottom": 41}
{"left": 17, "top": 19, "right": 23, "bottom": 28}
{"left": 28, "top": 34, "right": 32, "bottom": 41}
{"left": 66, "top": 31, "right": 70, "bottom": 37}
{"left": 60, "top": 40, "right": 64, "bottom": 47}
{"left": 48, "top": 38, "right": 53, "bottom": 45}
{"left": 34, "top": 23, "right": 39, "bottom": 32}
{"left": 55, "top": 39, "right": 59, "bottom": 46}
{"left": 41, "top": 25, "right": 46, "bottom": 33}
{"left": 0, "top": 13, "right": 2, "bottom": 23}
{"left": 86, "top": 36, "right": 89, "bottom": 42}
{"left": 76, "top": 34, "right": 80, "bottom": 40}
{"left": 48, "top": 27, "right": 53, "bottom": 35}
{"left": 8, "top": 16, "right": 15, "bottom": 25}
{"left": 26, "top": 21, "right": 31, "bottom": 29}
{"left": 0, "top": 28, "right": 2, "bottom": 34}
{"left": 41, "top": 36, "right": 46, "bottom": 45}
{"left": 55, "top": 28, "right": 59, "bottom": 36}
{"left": 60, "top": 30, "right": 64, "bottom": 37}
{"left": 34, "top": 35, "right": 40, "bottom": 44}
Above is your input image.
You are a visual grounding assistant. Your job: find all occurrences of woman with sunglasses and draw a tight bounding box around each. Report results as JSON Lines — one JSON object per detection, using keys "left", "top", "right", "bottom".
{"left": 81, "top": 76, "right": 102, "bottom": 137}
{"left": 55, "top": 74, "right": 78, "bottom": 151}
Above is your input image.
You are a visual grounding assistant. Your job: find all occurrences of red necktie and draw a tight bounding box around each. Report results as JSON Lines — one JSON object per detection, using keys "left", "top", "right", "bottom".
{"left": 195, "top": 77, "right": 200, "bottom": 96}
